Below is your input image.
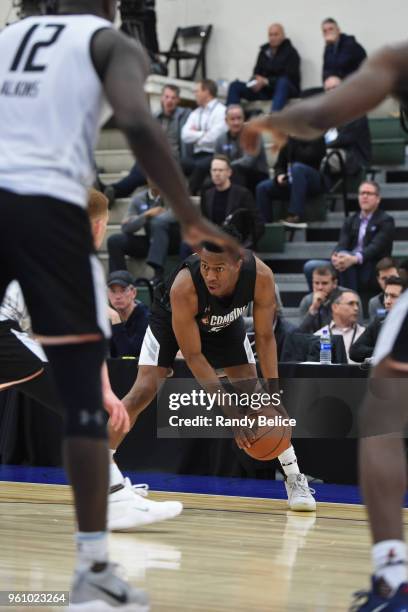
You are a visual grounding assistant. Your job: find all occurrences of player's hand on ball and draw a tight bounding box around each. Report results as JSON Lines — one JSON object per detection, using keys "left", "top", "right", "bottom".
{"left": 233, "top": 423, "right": 257, "bottom": 449}
{"left": 103, "top": 388, "right": 130, "bottom": 433}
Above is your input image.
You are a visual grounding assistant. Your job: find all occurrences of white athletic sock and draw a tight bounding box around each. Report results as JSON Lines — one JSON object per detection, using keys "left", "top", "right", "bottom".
{"left": 75, "top": 531, "right": 109, "bottom": 572}
{"left": 373, "top": 540, "right": 407, "bottom": 593}
{"left": 278, "top": 445, "right": 300, "bottom": 477}
{"left": 109, "top": 450, "right": 124, "bottom": 487}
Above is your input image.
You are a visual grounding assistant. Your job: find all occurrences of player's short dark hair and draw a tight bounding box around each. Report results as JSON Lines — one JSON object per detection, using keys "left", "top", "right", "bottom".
{"left": 211, "top": 154, "right": 232, "bottom": 169}
{"left": 201, "top": 225, "right": 242, "bottom": 258}
{"left": 18, "top": 0, "right": 58, "bottom": 16}
{"left": 384, "top": 276, "right": 405, "bottom": 290}
{"left": 198, "top": 79, "right": 218, "bottom": 98}
{"left": 162, "top": 84, "right": 180, "bottom": 96}
{"left": 313, "top": 265, "right": 337, "bottom": 280}
{"left": 376, "top": 257, "right": 397, "bottom": 275}
{"left": 322, "top": 17, "right": 338, "bottom": 27}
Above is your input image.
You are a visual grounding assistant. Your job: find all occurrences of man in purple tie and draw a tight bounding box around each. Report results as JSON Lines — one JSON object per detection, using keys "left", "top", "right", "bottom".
{"left": 330, "top": 181, "right": 394, "bottom": 296}
{"left": 303, "top": 180, "right": 395, "bottom": 313}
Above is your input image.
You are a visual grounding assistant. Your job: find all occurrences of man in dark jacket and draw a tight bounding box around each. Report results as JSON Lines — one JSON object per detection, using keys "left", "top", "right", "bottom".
{"left": 226, "top": 23, "right": 300, "bottom": 111}
{"left": 331, "top": 181, "right": 395, "bottom": 297}
{"left": 350, "top": 276, "right": 405, "bottom": 362}
{"left": 255, "top": 136, "right": 326, "bottom": 226}
{"left": 107, "top": 271, "right": 149, "bottom": 358}
{"left": 297, "top": 264, "right": 363, "bottom": 333}
{"left": 201, "top": 155, "right": 264, "bottom": 248}
{"left": 321, "top": 18, "right": 366, "bottom": 81}
{"left": 367, "top": 257, "right": 399, "bottom": 322}
{"left": 107, "top": 181, "right": 180, "bottom": 283}
{"left": 323, "top": 75, "right": 371, "bottom": 176}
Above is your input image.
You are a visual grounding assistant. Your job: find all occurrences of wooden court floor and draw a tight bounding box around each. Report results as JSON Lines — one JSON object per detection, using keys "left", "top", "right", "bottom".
{"left": 2, "top": 482, "right": 408, "bottom": 611}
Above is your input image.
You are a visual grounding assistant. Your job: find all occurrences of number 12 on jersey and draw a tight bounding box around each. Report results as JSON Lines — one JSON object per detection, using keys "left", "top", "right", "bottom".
{"left": 10, "top": 24, "right": 66, "bottom": 73}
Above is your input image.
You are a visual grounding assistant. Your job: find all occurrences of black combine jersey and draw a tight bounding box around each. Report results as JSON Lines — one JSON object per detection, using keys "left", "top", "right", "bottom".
{"left": 153, "top": 251, "right": 257, "bottom": 334}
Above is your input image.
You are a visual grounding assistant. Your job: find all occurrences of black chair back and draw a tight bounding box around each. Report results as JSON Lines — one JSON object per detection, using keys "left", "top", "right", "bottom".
{"left": 159, "top": 25, "right": 212, "bottom": 80}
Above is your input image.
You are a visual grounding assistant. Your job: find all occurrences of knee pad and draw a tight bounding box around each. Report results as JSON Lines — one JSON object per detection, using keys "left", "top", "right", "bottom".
{"left": 44, "top": 340, "right": 108, "bottom": 439}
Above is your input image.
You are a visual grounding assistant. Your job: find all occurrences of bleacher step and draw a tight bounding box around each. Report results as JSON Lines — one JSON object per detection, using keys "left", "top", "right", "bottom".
{"left": 97, "top": 129, "right": 128, "bottom": 151}
{"left": 95, "top": 149, "right": 134, "bottom": 173}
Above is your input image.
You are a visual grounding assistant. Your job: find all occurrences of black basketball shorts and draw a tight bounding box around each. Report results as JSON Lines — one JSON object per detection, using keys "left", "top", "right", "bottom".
{"left": 0, "top": 189, "right": 109, "bottom": 342}
{"left": 373, "top": 289, "right": 408, "bottom": 365}
{"left": 138, "top": 310, "right": 255, "bottom": 370}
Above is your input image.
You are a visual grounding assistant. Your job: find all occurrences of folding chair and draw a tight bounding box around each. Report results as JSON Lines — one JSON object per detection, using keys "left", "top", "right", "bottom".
{"left": 159, "top": 25, "right": 212, "bottom": 80}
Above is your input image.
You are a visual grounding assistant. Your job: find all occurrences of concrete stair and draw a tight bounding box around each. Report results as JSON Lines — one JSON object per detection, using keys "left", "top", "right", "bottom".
{"left": 98, "top": 252, "right": 152, "bottom": 279}
{"left": 107, "top": 198, "right": 130, "bottom": 224}
{"left": 95, "top": 149, "right": 134, "bottom": 174}
{"left": 307, "top": 209, "right": 408, "bottom": 241}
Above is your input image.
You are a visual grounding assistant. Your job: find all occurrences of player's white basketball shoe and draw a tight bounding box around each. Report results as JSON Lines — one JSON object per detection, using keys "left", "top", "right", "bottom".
{"left": 69, "top": 561, "right": 149, "bottom": 611}
{"left": 108, "top": 478, "right": 183, "bottom": 531}
{"left": 284, "top": 473, "right": 316, "bottom": 511}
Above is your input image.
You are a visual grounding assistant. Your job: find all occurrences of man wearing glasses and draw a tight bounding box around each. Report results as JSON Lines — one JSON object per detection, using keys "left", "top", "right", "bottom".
{"left": 314, "top": 289, "right": 365, "bottom": 363}
{"left": 330, "top": 181, "right": 395, "bottom": 307}
{"left": 302, "top": 181, "right": 395, "bottom": 314}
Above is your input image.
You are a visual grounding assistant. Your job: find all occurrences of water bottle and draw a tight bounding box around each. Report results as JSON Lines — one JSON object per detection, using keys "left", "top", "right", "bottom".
{"left": 319, "top": 328, "right": 332, "bottom": 364}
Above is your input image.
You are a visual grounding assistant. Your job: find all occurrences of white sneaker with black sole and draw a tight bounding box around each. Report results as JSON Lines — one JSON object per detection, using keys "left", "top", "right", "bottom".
{"left": 284, "top": 473, "right": 316, "bottom": 511}
{"left": 108, "top": 478, "right": 183, "bottom": 531}
{"left": 69, "top": 561, "right": 149, "bottom": 611}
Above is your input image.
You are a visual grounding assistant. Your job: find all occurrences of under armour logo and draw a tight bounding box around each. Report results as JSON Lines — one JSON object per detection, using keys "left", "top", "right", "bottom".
{"left": 79, "top": 410, "right": 104, "bottom": 426}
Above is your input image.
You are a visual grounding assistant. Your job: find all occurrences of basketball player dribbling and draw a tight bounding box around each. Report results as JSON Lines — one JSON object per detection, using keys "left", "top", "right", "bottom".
{"left": 242, "top": 41, "right": 408, "bottom": 610}
{"left": 107, "top": 232, "right": 316, "bottom": 519}
{"left": 0, "top": 1, "right": 235, "bottom": 609}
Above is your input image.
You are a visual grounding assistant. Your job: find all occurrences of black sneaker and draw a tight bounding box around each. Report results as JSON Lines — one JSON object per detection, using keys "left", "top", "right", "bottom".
{"left": 103, "top": 185, "right": 116, "bottom": 210}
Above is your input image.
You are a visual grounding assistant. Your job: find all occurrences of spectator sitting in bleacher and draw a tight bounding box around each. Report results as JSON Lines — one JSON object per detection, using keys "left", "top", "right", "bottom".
{"left": 321, "top": 18, "right": 367, "bottom": 81}
{"left": 200, "top": 155, "right": 264, "bottom": 249}
{"left": 350, "top": 276, "right": 405, "bottom": 363}
{"left": 367, "top": 257, "right": 399, "bottom": 322}
{"left": 322, "top": 76, "right": 371, "bottom": 178}
{"left": 226, "top": 23, "right": 300, "bottom": 112}
{"left": 255, "top": 135, "right": 326, "bottom": 227}
{"left": 315, "top": 289, "right": 365, "bottom": 364}
{"left": 107, "top": 270, "right": 149, "bottom": 358}
{"left": 181, "top": 79, "right": 227, "bottom": 195}
{"left": 107, "top": 179, "right": 180, "bottom": 284}
{"left": 215, "top": 105, "right": 269, "bottom": 193}
{"left": 102, "top": 85, "right": 190, "bottom": 205}
{"left": 304, "top": 181, "right": 395, "bottom": 310}
{"left": 298, "top": 264, "right": 362, "bottom": 334}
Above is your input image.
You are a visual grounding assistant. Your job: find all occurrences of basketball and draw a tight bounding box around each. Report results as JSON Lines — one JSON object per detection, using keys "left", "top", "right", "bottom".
{"left": 242, "top": 408, "right": 292, "bottom": 461}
